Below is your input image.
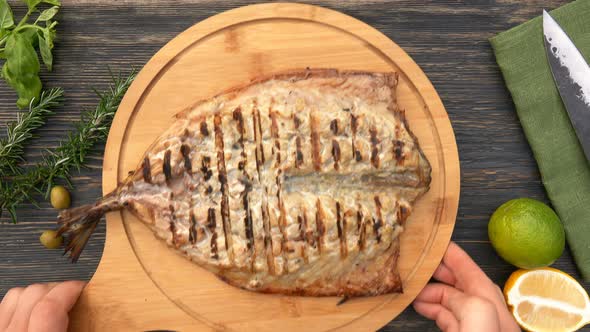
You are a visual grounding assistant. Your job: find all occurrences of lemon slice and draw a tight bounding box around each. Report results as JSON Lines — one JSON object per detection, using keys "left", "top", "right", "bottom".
{"left": 504, "top": 267, "right": 590, "bottom": 332}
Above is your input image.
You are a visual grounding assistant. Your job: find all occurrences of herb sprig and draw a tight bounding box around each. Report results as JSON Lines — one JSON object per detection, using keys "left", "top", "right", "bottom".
{"left": 0, "top": 0, "right": 60, "bottom": 108}
{"left": 0, "top": 87, "right": 63, "bottom": 175}
{"left": 0, "top": 71, "right": 135, "bottom": 222}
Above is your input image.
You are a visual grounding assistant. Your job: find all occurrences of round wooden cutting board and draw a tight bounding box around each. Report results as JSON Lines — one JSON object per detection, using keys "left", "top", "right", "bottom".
{"left": 69, "top": 3, "right": 460, "bottom": 331}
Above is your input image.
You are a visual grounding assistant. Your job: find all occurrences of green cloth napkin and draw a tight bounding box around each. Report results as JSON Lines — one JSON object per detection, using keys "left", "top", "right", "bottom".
{"left": 490, "top": 0, "right": 590, "bottom": 280}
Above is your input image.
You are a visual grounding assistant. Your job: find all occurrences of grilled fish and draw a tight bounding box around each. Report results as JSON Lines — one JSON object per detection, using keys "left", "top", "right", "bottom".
{"left": 58, "top": 69, "right": 431, "bottom": 297}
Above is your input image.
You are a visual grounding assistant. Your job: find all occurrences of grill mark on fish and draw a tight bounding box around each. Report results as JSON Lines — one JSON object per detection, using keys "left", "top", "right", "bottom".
{"left": 397, "top": 204, "right": 410, "bottom": 225}
{"left": 270, "top": 107, "right": 289, "bottom": 269}
{"left": 251, "top": 104, "right": 273, "bottom": 271}
{"left": 242, "top": 182, "right": 254, "bottom": 251}
{"left": 351, "top": 113, "right": 362, "bottom": 161}
{"left": 234, "top": 106, "right": 254, "bottom": 254}
{"left": 214, "top": 113, "right": 233, "bottom": 263}
{"left": 393, "top": 140, "right": 405, "bottom": 165}
{"left": 315, "top": 199, "right": 325, "bottom": 255}
{"left": 331, "top": 140, "right": 341, "bottom": 170}
{"left": 207, "top": 208, "right": 218, "bottom": 259}
{"left": 341, "top": 213, "right": 348, "bottom": 258}
{"left": 336, "top": 202, "right": 347, "bottom": 259}
{"left": 295, "top": 137, "right": 303, "bottom": 168}
{"left": 302, "top": 208, "right": 315, "bottom": 251}
{"left": 210, "top": 233, "right": 219, "bottom": 260}
{"left": 189, "top": 211, "right": 197, "bottom": 244}
{"left": 293, "top": 115, "right": 301, "bottom": 129}
{"left": 370, "top": 127, "right": 380, "bottom": 168}
{"left": 277, "top": 193, "right": 289, "bottom": 263}
{"left": 330, "top": 119, "right": 339, "bottom": 135}
{"left": 252, "top": 104, "right": 265, "bottom": 178}
{"left": 201, "top": 156, "right": 212, "bottom": 181}
{"left": 163, "top": 150, "right": 172, "bottom": 182}
{"left": 233, "top": 107, "right": 247, "bottom": 159}
{"left": 180, "top": 144, "right": 192, "bottom": 174}
{"left": 310, "top": 113, "right": 321, "bottom": 171}
{"left": 374, "top": 196, "right": 383, "bottom": 243}
{"left": 206, "top": 208, "right": 216, "bottom": 230}
{"left": 142, "top": 157, "right": 151, "bottom": 183}
{"left": 357, "top": 209, "right": 366, "bottom": 252}
{"left": 297, "top": 214, "right": 308, "bottom": 264}
{"left": 261, "top": 199, "right": 275, "bottom": 275}
{"left": 200, "top": 121, "right": 209, "bottom": 136}
{"left": 169, "top": 204, "right": 179, "bottom": 247}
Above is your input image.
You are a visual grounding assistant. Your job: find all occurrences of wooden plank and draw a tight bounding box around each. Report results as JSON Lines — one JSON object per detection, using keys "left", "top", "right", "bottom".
{"left": 0, "top": 1, "right": 587, "bottom": 331}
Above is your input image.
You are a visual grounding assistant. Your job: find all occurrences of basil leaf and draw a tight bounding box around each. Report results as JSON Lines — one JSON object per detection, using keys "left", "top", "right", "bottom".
{"left": 22, "top": 0, "right": 60, "bottom": 11}
{"left": 37, "top": 6, "right": 58, "bottom": 21}
{"left": 3, "top": 33, "right": 41, "bottom": 108}
{"left": 38, "top": 31, "right": 52, "bottom": 71}
{"left": 42, "top": 0, "right": 60, "bottom": 6}
{"left": 22, "top": 0, "right": 41, "bottom": 11}
{"left": 0, "top": 0, "right": 14, "bottom": 29}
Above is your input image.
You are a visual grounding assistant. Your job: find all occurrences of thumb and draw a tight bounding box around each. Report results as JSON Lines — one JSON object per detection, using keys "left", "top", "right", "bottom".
{"left": 415, "top": 283, "right": 501, "bottom": 332}
{"left": 28, "top": 281, "right": 86, "bottom": 332}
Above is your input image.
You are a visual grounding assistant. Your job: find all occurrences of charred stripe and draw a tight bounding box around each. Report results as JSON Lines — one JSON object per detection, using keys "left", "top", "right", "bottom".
{"left": 315, "top": 199, "right": 325, "bottom": 254}
{"left": 214, "top": 114, "right": 233, "bottom": 262}
{"left": 336, "top": 202, "right": 347, "bottom": 259}
{"left": 351, "top": 113, "right": 362, "bottom": 161}
{"left": 243, "top": 184, "right": 254, "bottom": 251}
{"left": 261, "top": 200, "right": 275, "bottom": 275}
{"left": 298, "top": 214, "right": 308, "bottom": 263}
{"left": 180, "top": 144, "right": 192, "bottom": 174}
{"left": 142, "top": 157, "right": 152, "bottom": 183}
{"left": 200, "top": 120, "right": 209, "bottom": 136}
{"left": 394, "top": 140, "right": 405, "bottom": 165}
{"left": 370, "top": 127, "right": 380, "bottom": 168}
{"left": 207, "top": 208, "right": 219, "bottom": 259}
{"left": 200, "top": 156, "right": 212, "bottom": 181}
{"left": 330, "top": 119, "right": 339, "bottom": 135}
{"left": 397, "top": 204, "right": 410, "bottom": 225}
{"left": 163, "top": 150, "right": 172, "bottom": 182}
{"left": 332, "top": 140, "right": 341, "bottom": 170}
{"left": 295, "top": 137, "right": 304, "bottom": 168}
{"left": 357, "top": 209, "right": 366, "bottom": 251}
{"left": 374, "top": 196, "right": 383, "bottom": 243}
{"left": 310, "top": 114, "right": 321, "bottom": 171}
{"left": 189, "top": 211, "right": 197, "bottom": 244}
{"left": 210, "top": 232, "right": 219, "bottom": 260}
{"left": 207, "top": 208, "right": 216, "bottom": 230}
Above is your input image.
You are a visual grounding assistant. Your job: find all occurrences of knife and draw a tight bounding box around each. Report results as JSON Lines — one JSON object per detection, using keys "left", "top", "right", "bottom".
{"left": 542, "top": 10, "right": 590, "bottom": 163}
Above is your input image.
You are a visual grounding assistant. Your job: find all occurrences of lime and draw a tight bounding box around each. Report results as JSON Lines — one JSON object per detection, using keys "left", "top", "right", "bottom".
{"left": 488, "top": 198, "right": 565, "bottom": 269}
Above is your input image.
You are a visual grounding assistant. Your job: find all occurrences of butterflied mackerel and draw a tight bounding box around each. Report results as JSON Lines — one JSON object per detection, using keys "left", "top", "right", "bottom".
{"left": 57, "top": 69, "right": 431, "bottom": 297}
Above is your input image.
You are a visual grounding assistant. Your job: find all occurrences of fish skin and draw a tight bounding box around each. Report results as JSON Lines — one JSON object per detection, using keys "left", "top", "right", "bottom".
{"left": 58, "top": 69, "right": 431, "bottom": 297}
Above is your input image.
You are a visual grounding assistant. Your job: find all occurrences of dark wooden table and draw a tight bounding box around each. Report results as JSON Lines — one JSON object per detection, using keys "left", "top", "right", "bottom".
{"left": 1, "top": 0, "right": 588, "bottom": 330}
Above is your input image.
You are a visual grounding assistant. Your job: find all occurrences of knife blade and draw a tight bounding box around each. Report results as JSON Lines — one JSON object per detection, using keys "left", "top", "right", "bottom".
{"left": 543, "top": 10, "right": 590, "bottom": 163}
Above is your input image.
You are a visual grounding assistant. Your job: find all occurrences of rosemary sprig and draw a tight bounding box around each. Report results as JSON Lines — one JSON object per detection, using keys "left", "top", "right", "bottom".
{"left": 0, "top": 70, "right": 136, "bottom": 222}
{"left": 0, "top": 88, "right": 64, "bottom": 176}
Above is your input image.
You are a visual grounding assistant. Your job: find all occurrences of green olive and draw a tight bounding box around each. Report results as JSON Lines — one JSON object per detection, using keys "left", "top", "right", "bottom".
{"left": 50, "top": 185, "right": 71, "bottom": 209}
{"left": 40, "top": 230, "right": 63, "bottom": 249}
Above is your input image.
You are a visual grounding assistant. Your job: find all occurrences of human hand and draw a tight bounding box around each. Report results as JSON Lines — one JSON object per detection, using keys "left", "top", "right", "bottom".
{"left": 413, "top": 242, "right": 520, "bottom": 332}
{"left": 0, "top": 281, "right": 85, "bottom": 332}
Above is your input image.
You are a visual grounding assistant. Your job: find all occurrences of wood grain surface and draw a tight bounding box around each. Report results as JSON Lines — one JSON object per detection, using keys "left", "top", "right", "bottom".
{"left": 0, "top": 0, "right": 587, "bottom": 331}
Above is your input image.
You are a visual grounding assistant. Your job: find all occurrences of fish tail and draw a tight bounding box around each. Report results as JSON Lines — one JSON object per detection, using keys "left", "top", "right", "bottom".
{"left": 57, "top": 191, "right": 122, "bottom": 262}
